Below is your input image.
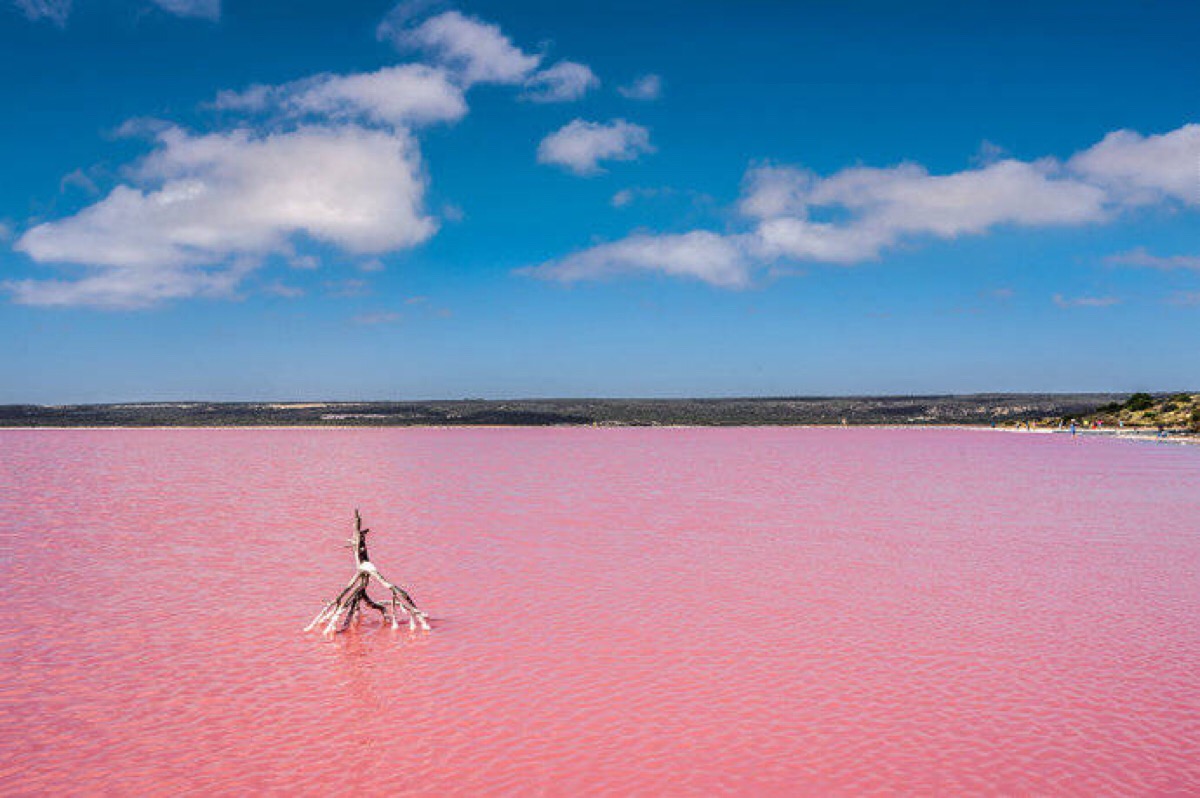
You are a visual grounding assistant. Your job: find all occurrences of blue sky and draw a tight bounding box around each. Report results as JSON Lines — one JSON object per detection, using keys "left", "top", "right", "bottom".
{"left": 2, "top": 0, "right": 1198, "bottom": 402}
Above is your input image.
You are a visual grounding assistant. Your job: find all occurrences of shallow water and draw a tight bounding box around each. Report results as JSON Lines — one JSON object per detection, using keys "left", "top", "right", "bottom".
{"left": 1, "top": 427, "right": 1198, "bottom": 795}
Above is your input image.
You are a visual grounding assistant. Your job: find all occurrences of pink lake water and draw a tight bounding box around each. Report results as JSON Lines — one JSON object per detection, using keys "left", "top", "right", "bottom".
{"left": 1, "top": 427, "right": 1199, "bottom": 795}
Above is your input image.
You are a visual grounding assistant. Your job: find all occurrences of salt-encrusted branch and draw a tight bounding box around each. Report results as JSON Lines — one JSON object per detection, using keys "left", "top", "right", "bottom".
{"left": 305, "top": 510, "right": 430, "bottom": 635}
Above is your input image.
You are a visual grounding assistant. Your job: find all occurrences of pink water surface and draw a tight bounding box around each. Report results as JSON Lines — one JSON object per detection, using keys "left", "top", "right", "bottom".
{"left": 1, "top": 427, "right": 1199, "bottom": 795}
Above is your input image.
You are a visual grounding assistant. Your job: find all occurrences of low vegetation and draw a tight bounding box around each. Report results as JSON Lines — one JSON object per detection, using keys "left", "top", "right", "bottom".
{"left": 0, "top": 394, "right": 1129, "bottom": 428}
{"left": 1083, "top": 392, "right": 1200, "bottom": 432}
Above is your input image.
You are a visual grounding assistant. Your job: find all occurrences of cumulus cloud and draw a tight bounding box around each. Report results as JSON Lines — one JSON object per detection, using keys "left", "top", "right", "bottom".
{"left": 522, "top": 61, "right": 599, "bottom": 103}
{"left": 212, "top": 64, "right": 467, "bottom": 128}
{"left": 618, "top": 74, "right": 662, "bottom": 101}
{"left": 10, "top": 3, "right": 613, "bottom": 308}
{"left": 1068, "top": 124, "right": 1200, "bottom": 206}
{"left": 743, "top": 159, "right": 1108, "bottom": 262}
{"left": 11, "top": 125, "right": 434, "bottom": 308}
{"left": 532, "top": 123, "right": 1199, "bottom": 287}
{"left": 537, "top": 119, "right": 654, "bottom": 175}
{"left": 1105, "top": 247, "right": 1200, "bottom": 271}
{"left": 523, "top": 231, "right": 751, "bottom": 288}
{"left": 381, "top": 9, "right": 540, "bottom": 86}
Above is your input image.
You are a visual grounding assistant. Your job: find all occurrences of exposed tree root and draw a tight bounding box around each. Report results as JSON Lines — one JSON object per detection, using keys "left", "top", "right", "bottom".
{"left": 305, "top": 510, "right": 430, "bottom": 635}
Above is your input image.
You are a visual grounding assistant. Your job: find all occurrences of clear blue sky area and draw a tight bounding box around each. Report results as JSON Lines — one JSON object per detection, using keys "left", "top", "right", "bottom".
{"left": 2, "top": 0, "right": 1198, "bottom": 402}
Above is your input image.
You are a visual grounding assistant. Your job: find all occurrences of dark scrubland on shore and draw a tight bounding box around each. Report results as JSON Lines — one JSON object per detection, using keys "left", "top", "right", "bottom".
{"left": 0, "top": 393, "right": 1155, "bottom": 428}
{"left": 1087, "top": 392, "right": 1200, "bottom": 431}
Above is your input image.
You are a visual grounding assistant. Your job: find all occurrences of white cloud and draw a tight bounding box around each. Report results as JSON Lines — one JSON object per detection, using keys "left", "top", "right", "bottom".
{"left": 523, "top": 61, "right": 599, "bottom": 103}
{"left": 11, "top": 4, "right": 608, "bottom": 310}
{"left": 0, "top": 220, "right": 12, "bottom": 241}
{"left": 212, "top": 64, "right": 467, "bottom": 128}
{"left": 737, "top": 158, "right": 1109, "bottom": 264}
{"left": 610, "top": 186, "right": 688, "bottom": 208}
{"left": 1105, "top": 247, "right": 1200, "bottom": 271}
{"left": 210, "top": 84, "right": 272, "bottom": 113}
{"left": 523, "top": 231, "right": 751, "bottom": 288}
{"left": 382, "top": 9, "right": 540, "bottom": 86}
{"left": 1053, "top": 293, "right": 1121, "bottom": 308}
{"left": 753, "top": 217, "right": 891, "bottom": 264}
{"left": 618, "top": 74, "right": 662, "bottom": 101}
{"left": 5, "top": 263, "right": 250, "bottom": 309}
{"left": 1068, "top": 124, "right": 1200, "bottom": 206}
{"left": 11, "top": 125, "right": 434, "bottom": 308}
{"left": 294, "top": 65, "right": 465, "bottom": 126}
{"left": 537, "top": 119, "right": 654, "bottom": 176}
{"left": 531, "top": 124, "right": 1198, "bottom": 287}
{"left": 742, "top": 159, "right": 1107, "bottom": 255}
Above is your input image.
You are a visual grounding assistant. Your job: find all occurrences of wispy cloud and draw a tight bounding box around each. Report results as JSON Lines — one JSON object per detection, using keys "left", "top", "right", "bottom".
{"left": 1167, "top": 291, "right": 1200, "bottom": 306}
{"left": 611, "top": 186, "right": 696, "bottom": 208}
{"left": 522, "top": 231, "right": 752, "bottom": 288}
{"left": 1105, "top": 247, "right": 1200, "bottom": 271}
{"left": 149, "top": 0, "right": 218, "bottom": 20}
{"left": 380, "top": 8, "right": 540, "bottom": 86}
{"left": 5, "top": 261, "right": 253, "bottom": 309}
{"left": 522, "top": 61, "right": 599, "bottom": 103}
{"left": 12, "top": 0, "right": 219, "bottom": 24}
{"left": 352, "top": 310, "right": 401, "bottom": 325}
{"left": 537, "top": 119, "right": 654, "bottom": 176}
{"left": 210, "top": 64, "right": 468, "bottom": 128}
{"left": 263, "top": 281, "right": 304, "bottom": 299}
{"left": 618, "top": 74, "right": 662, "bottom": 101}
{"left": 12, "top": 0, "right": 74, "bottom": 25}
{"left": 325, "top": 278, "right": 371, "bottom": 298}
{"left": 1053, "top": 293, "right": 1121, "bottom": 308}
{"left": 59, "top": 168, "right": 99, "bottom": 196}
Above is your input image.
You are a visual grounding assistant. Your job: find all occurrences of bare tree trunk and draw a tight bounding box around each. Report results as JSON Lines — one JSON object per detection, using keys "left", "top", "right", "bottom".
{"left": 305, "top": 510, "right": 431, "bottom": 635}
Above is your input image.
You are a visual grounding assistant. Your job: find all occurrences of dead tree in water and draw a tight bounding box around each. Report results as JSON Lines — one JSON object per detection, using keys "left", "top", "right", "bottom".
{"left": 305, "top": 510, "right": 430, "bottom": 635}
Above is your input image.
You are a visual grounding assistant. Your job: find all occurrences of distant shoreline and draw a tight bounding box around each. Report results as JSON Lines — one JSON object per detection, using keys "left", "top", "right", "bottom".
{"left": 2, "top": 422, "right": 1196, "bottom": 445}
{"left": 0, "top": 393, "right": 1142, "bottom": 429}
